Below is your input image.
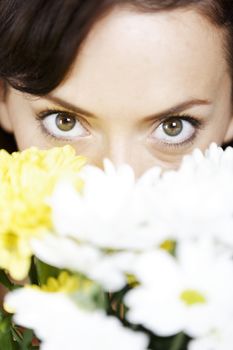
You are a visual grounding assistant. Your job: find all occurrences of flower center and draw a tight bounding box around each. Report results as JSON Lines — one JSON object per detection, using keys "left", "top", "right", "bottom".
{"left": 180, "top": 289, "right": 206, "bottom": 306}
{"left": 3, "top": 232, "right": 19, "bottom": 250}
{"left": 160, "top": 240, "right": 176, "bottom": 254}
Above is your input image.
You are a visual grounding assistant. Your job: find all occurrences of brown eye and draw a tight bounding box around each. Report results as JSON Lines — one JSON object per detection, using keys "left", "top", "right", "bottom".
{"left": 162, "top": 118, "right": 183, "bottom": 137}
{"left": 55, "top": 113, "right": 76, "bottom": 132}
{"left": 41, "top": 111, "right": 89, "bottom": 140}
{"left": 151, "top": 117, "right": 196, "bottom": 145}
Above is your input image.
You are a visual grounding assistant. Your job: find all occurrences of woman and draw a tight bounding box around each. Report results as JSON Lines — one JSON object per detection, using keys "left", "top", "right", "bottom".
{"left": 0, "top": 0, "right": 232, "bottom": 178}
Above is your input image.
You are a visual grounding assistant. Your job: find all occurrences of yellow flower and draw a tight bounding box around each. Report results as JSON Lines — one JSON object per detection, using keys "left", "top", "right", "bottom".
{"left": 4, "top": 272, "right": 93, "bottom": 314}
{"left": 0, "top": 146, "right": 86, "bottom": 280}
{"left": 34, "top": 271, "right": 91, "bottom": 294}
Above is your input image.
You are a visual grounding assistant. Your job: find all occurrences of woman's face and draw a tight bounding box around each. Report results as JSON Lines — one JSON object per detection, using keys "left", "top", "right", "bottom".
{"left": 1, "top": 7, "right": 233, "bottom": 176}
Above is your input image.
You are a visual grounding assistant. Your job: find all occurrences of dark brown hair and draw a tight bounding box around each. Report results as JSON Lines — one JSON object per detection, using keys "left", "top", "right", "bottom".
{"left": 0, "top": 0, "right": 233, "bottom": 96}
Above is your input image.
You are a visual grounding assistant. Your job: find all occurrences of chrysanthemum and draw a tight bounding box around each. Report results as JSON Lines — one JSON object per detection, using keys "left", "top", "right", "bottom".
{"left": 49, "top": 160, "right": 163, "bottom": 250}
{"left": 31, "top": 161, "right": 162, "bottom": 291}
{"left": 0, "top": 146, "right": 85, "bottom": 280}
{"left": 32, "top": 234, "right": 136, "bottom": 292}
{"left": 148, "top": 143, "right": 233, "bottom": 245}
{"left": 125, "top": 239, "right": 233, "bottom": 338}
{"left": 4, "top": 275, "right": 148, "bottom": 350}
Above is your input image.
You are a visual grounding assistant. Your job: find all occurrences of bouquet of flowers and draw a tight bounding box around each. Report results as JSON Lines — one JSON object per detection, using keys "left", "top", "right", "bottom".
{"left": 0, "top": 143, "right": 233, "bottom": 350}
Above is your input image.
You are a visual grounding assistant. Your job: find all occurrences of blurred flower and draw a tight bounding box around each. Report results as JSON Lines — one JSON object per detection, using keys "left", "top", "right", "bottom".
{"left": 34, "top": 271, "right": 89, "bottom": 293}
{"left": 31, "top": 161, "right": 163, "bottom": 291}
{"left": 148, "top": 144, "right": 233, "bottom": 245}
{"left": 2, "top": 143, "right": 233, "bottom": 350}
{"left": 5, "top": 286, "right": 148, "bottom": 350}
{"left": 125, "top": 239, "right": 233, "bottom": 338}
{"left": 0, "top": 146, "right": 85, "bottom": 280}
{"left": 32, "top": 234, "right": 136, "bottom": 292}
{"left": 188, "top": 323, "right": 233, "bottom": 350}
{"left": 49, "top": 160, "right": 163, "bottom": 251}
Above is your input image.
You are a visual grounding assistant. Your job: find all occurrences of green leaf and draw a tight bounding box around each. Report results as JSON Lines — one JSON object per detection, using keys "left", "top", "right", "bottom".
{"left": 0, "top": 270, "right": 15, "bottom": 291}
{"left": 0, "top": 315, "right": 12, "bottom": 333}
{"left": 28, "top": 258, "right": 38, "bottom": 285}
{"left": 0, "top": 310, "right": 38, "bottom": 350}
{"left": 0, "top": 333, "right": 15, "bottom": 350}
{"left": 0, "top": 315, "right": 18, "bottom": 350}
{"left": 170, "top": 332, "right": 187, "bottom": 350}
{"left": 70, "top": 283, "right": 107, "bottom": 312}
{"left": 35, "top": 259, "right": 60, "bottom": 286}
{"left": 11, "top": 326, "right": 23, "bottom": 344}
{"left": 20, "top": 329, "right": 34, "bottom": 350}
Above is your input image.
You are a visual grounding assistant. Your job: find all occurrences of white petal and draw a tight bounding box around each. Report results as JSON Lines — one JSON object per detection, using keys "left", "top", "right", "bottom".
{"left": 5, "top": 289, "right": 149, "bottom": 350}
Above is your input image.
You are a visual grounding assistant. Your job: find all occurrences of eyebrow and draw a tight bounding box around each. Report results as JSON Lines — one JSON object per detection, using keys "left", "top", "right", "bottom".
{"left": 45, "top": 95, "right": 96, "bottom": 118}
{"left": 144, "top": 99, "right": 211, "bottom": 121}
{"left": 45, "top": 95, "right": 211, "bottom": 120}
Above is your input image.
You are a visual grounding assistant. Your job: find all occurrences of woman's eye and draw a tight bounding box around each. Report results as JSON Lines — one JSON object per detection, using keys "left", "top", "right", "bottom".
{"left": 40, "top": 112, "right": 89, "bottom": 139}
{"left": 152, "top": 117, "right": 196, "bottom": 145}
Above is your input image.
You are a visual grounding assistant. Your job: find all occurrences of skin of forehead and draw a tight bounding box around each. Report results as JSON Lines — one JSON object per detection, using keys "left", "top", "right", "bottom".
{"left": 54, "top": 6, "right": 228, "bottom": 121}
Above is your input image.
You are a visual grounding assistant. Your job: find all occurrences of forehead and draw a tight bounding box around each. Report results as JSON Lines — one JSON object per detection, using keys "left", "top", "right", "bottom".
{"left": 55, "top": 7, "right": 228, "bottom": 117}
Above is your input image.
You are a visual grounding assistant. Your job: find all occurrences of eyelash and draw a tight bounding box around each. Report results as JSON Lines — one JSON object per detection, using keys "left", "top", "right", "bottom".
{"left": 35, "top": 109, "right": 204, "bottom": 148}
{"left": 152, "top": 114, "right": 204, "bottom": 149}
{"left": 35, "top": 109, "right": 88, "bottom": 142}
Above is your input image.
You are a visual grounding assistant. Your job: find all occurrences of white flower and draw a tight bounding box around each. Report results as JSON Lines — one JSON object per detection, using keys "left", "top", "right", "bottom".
{"left": 32, "top": 234, "right": 136, "bottom": 292}
{"left": 5, "top": 288, "right": 148, "bottom": 350}
{"left": 188, "top": 323, "right": 233, "bottom": 350}
{"left": 125, "top": 239, "right": 233, "bottom": 338}
{"left": 32, "top": 161, "right": 165, "bottom": 292}
{"left": 149, "top": 144, "right": 233, "bottom": 245}
{"left": 49, "top": 160, "right": 164, "bottom": 250}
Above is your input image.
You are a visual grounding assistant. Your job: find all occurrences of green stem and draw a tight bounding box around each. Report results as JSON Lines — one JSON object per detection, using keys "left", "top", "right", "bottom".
{"left": 170, "top": 332, "right": 186, "bottom": 350}
{"left": 11, "top": 326, "right": 23, "bottom": 343}
{"left": 29, "top": 257, "right": 38, "bottom": 285}
{"left": 0, "top": 270, "right": 14, "bottom": 291}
